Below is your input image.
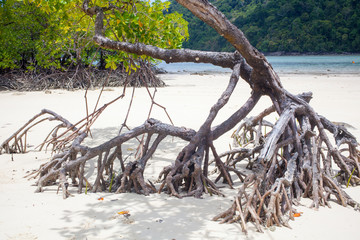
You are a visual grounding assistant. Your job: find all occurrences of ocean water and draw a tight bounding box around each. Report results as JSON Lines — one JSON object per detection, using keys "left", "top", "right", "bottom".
{"left": 157, "top": 55, "right": 360, "bottom": 74}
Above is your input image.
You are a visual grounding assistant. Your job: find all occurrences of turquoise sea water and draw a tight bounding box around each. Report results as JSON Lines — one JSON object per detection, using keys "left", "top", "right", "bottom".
{"left": 157, "top": 55, "right": 360, "bottom": 74}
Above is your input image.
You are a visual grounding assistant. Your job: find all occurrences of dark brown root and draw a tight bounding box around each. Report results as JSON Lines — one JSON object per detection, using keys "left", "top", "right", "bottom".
{"left": 0, "top": 61, "right": 165, "bottom": 91}
{"left": 213, "top": 97, "right": 360, "bottom": 232}
{"left": 1, "top": 53, "right": 359, "bottom": 234}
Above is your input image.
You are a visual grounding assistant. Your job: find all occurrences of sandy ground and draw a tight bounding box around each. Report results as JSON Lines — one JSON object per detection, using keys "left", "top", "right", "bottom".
{"left": 0, "top": 72, "right": 360, "bottom": 240}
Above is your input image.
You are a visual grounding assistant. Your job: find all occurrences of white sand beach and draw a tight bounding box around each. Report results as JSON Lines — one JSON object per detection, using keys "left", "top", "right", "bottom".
{"left": 1, "top": 72, "right": 360, "bottom": 240}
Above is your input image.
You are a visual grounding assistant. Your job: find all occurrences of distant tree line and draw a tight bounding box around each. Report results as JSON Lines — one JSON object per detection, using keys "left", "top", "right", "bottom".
{"left": 169, "top": 0, "right": 360, "bottom": 53}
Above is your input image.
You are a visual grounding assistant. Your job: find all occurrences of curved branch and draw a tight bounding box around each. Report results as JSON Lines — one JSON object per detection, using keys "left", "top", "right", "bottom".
{"left": 83, "top": 3, "right": 255, "bottom": 81}
{"left": 174, "top": 0, "right": 283, "bottom": 98}
{"left": 63, "top": 119, "right": 196, "bottom": 170}
{"left": 94, "top": 35, "right": 238, "bottom": 69}
{"left": 175, "top": 0, "right": 258, "bottom": 66}
{"left": 211, "top": 91, "right": 261, "bottom": 140}
{"left": 190, "top": 63, "right": 241, "bottom": 147}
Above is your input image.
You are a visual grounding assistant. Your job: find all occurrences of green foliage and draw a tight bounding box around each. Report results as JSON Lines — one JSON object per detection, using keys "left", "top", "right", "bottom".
{"left": 169, "top": 0, "right": 360, "bottom": 53}
{"left": 0, "top": 0, "right": 97, "bottom": 70}
{"left": 102, "top": 0, "right": 188, "bottom": 72}
{"left": 0, "top": 0, "right": 188, "bottom": 71}
{"left": 0, "top": 0, "right": 48, "bottom": 69}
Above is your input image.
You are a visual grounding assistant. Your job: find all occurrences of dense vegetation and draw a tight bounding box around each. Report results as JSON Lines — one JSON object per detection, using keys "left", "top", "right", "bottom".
{"left": 0, "top": 0, "right": 188, "bottom": 73}
{"left": 169, "top": 0, "right": 360, "bottom": 53}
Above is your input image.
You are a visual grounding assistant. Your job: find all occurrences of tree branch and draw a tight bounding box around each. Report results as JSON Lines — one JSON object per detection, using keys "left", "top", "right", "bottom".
{"left": 84, "top": 3, "right": 255, "bottom": 80}
{"left": 94, "top": 35, "right": 237, "bottom": 68}
{"left": 211, "top": 91, "right": 261, "bottom": 140}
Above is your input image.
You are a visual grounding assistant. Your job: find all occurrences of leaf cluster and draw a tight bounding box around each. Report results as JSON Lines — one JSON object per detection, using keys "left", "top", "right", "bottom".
{"left": 0, "top": 0, "right": 188, "bottom": 72}
{"left": 101, "top": 0, "right": 188, "bottom": 72}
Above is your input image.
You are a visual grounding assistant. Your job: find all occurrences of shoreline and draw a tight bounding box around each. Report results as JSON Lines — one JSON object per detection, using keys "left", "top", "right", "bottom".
{"left": 157, "top": 55, "right": 360, "bottom": 75}
{"left": 263, "top": 51, "right": 360, "bottom": 56}
{"left": 0, "top": 71, "right": 359, "bottom": 93}
{"left": 1, "top": 72, "right": 360, "bottom": 240}
{"left": 161, "top": 71, "right": 360, "bottom": 76}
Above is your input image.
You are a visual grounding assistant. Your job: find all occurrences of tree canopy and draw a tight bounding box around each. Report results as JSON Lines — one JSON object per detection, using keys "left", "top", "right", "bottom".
{"left": 0, "top": 0, "right": 189, "bottom": 72}
{"left": 169, "top": 0, "right": 360, "bottom": 53}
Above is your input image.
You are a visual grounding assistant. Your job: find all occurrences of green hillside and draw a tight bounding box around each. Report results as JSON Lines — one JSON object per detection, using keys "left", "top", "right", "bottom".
{"left": 169, "top": 0, "right": 360, "bottom": 53}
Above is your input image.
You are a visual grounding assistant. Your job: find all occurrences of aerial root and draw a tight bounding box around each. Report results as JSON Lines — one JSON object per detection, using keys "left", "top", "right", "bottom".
{"left": 213, "top": 98, "right": 360, "bottom": 231}
{"left": 2, "top": 80, "right": 360, "bottom": 234}
{"left": 0, "top": 109, "right": 78, "bottom": 154}
{"left": 213, "top": 174, "right": 298, "bottom": 233}
{"left": 115, "top": 161, "right": 155, "bottom": 195}
{"left": 155, "top": 144, "right": 224, "bottom": 198}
